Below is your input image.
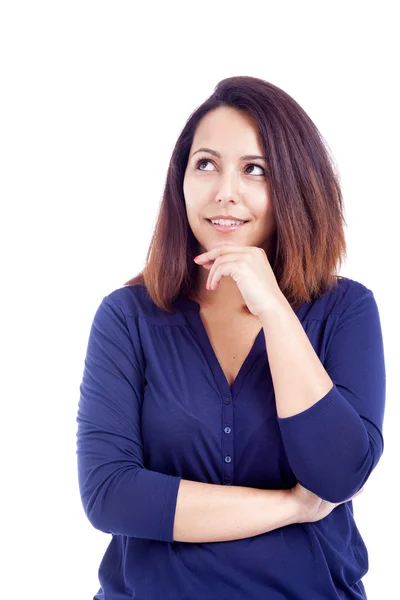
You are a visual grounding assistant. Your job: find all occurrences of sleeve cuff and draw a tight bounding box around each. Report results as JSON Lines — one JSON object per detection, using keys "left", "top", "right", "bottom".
{"left": 161, "top": 475, "right": 182, "bottom": 542}
{"left": 276, "top": 383, "right": 337, "bottom": 425}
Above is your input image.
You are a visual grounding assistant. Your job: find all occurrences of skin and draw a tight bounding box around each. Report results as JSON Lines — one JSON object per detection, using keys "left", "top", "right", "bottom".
{"left": 294, "top": 482, "right": 364, "bottom": 523}
{"left": 183, "top": 105, "right": 276, "bottom": 314}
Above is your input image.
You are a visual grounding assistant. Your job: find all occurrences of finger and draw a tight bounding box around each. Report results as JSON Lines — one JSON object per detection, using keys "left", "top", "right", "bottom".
{"left": 206, "top": 265, "right": 216, "bottom": 289}
{"left": 209, "top": 261, "right": 240, "bottom": 290}
{"left": 201, "top": 253, "right": 247, "bottom": 266}
{"left": 203, "top": 254, "right": 245, "bottom": 286}
{"left": 195, "top": 245, "right": 245, "bottom": 263}
{"left": 205, "top": 257, "right": 229, "bottom": 289}
{"left": 199, "top": 261, "right": 213, "bottom": 270}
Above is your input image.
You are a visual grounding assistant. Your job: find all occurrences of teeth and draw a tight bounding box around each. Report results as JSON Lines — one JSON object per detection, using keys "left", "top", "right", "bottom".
{"left": 211, "top": 219, "right": 245, "bottom": 226}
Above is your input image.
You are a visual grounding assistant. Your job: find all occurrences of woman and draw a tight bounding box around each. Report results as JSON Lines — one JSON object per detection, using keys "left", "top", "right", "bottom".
{"left": 76, "top": 76, "right": 386, "bottom": 599}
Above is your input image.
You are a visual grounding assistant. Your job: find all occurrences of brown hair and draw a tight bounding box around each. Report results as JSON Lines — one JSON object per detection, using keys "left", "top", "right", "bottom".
{"left": 124, "top": 75, "right": 347, "bottom": 313}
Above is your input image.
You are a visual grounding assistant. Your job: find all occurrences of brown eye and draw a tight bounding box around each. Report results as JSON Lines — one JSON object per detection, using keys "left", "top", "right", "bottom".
{"left": 196, "top": 159, "right": 213, "bottom": 170}
{"left": 245, "top": 164, "right": 265, "bottom": 176}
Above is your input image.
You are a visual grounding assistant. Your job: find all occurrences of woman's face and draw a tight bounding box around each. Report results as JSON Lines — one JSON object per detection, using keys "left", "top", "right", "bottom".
{"left": 183, "top": 106, "right": 276, "bottom": 256}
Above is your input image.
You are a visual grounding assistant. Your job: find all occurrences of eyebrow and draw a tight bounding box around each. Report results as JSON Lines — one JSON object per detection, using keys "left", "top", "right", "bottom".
{"left": 191, "top": 147, "right": 268, "bottom": 162}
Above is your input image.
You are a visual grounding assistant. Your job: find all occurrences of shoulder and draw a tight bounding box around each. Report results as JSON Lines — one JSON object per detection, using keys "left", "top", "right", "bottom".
{"left": 326, "top": 276, "right": 374, "bottom": 314}
{"left": 297, "top": 276, "right": 375, "bottom": 322}
{"left": 103, "top": 283, "right": 185, "bottom": 326}
{"left": 105, "top": 283, "right": 149, "bottom": 316}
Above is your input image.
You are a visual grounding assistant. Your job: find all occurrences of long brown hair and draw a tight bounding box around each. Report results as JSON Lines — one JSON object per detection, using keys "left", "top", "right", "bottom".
{"left": 125, "top": 76, "right": 347, "bottom": 313}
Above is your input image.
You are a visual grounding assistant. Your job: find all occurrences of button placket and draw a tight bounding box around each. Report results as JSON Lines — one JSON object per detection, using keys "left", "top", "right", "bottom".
{"left": 222, "top": 397, "right": 234, "bottom": 485}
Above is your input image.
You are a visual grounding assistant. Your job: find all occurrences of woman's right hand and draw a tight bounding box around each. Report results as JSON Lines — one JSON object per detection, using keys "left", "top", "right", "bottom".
{"left": 290, "top": 482, "right": 365, "bottom": 523}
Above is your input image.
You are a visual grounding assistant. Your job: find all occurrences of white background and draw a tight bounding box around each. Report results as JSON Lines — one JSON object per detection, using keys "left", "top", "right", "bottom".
{"left": 1, "top": 1, "right": 398, "bottom": 598}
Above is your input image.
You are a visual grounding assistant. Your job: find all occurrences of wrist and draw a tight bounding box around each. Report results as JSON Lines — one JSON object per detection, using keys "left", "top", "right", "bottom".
{"left": 258, "top": 292, "right": 289, "bottom": 321}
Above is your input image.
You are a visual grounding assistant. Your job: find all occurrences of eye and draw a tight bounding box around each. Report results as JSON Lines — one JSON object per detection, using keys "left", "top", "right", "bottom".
{"left": 244, "top": 164, "right": 265, "bottom": 176}
{"left": 196, "top": 159, "right": 214, "bottom": 171}
{"left": 196, "top": 158, "right": 265, "bottom": 177}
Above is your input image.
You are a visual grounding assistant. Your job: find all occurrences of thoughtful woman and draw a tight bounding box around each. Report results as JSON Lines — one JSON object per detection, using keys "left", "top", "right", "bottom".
{"left": 76, "top": 76, "right": 386, "bottom": 599}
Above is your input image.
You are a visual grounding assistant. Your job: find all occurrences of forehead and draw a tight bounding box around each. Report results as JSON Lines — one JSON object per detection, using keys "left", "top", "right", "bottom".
{"left": 192, "top": 107, "right": 262, "bottom": 151}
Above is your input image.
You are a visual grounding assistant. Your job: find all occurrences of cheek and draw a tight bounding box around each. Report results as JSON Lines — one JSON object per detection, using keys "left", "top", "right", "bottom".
{"left": 182, "top": 173, "right": 195, "bottom": 202}
{"left": 185, "top": 194, "right": 208, "bottom": 221}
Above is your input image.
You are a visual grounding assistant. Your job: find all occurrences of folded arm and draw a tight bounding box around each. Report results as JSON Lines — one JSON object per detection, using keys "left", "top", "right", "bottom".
{"left": 76, "top": 295, "right": 301, "bottom": 543}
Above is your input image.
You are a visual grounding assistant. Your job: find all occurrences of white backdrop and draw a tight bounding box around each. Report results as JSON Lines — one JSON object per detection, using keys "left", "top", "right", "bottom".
{"left": 1, "top": 1, "right": 398, "bottom": 599}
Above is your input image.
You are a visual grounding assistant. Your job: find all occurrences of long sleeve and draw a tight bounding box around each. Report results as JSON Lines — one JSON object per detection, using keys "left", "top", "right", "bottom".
{"left": 276, "top": 286, "right": 386, "bottom": 503}
{"left": 76, "top": 295, "right": 182, "bottom": 541}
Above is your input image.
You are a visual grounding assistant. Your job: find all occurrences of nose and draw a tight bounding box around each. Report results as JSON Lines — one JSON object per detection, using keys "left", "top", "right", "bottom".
{"left": 214, "top": 168, "right": 241, "bottom": 203}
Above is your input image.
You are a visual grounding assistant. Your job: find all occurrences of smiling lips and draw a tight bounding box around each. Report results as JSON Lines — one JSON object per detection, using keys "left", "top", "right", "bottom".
{"left": 208, "top": 220, "right": 248, "bottom": 233}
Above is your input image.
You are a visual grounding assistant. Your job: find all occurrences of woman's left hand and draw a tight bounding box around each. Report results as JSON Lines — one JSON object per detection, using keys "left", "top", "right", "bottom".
{"left": 193, "top": 245, "right": 284, "bottom": 318}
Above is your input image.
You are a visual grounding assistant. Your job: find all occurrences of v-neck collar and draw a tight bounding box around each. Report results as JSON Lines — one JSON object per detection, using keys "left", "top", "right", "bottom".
{"left": 173, "top": 294, "right": 266, "bottom": 398}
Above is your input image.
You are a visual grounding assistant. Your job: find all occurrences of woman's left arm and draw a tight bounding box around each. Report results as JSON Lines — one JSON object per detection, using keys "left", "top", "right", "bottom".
{"left": 259, "top": 286, "right": 386, "bottom": 504}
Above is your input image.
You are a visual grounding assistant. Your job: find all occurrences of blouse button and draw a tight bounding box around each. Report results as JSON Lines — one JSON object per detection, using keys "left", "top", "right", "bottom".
{"left": 224, "top": 427, "right": 231, "bottom": 434}
{"left": 224, "top": 455, "right": 232, "bottom": 463}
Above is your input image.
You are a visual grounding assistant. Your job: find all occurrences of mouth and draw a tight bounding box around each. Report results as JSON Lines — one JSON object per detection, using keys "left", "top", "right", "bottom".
{"left": 206, "top": 219, "right": 249, "bottom": 233}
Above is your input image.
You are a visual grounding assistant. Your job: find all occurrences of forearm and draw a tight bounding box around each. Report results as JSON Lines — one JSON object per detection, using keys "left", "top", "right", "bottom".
{"left": 173, "top": 479, "right": 299, "bottom": 543}
{"left": 258, "top": 294, "right": 334, "bottom": 419}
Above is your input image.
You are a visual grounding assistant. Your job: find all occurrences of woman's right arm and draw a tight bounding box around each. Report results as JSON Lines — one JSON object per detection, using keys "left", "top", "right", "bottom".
{"left": 173, "top": 480, "right": 298, "bottom": 543}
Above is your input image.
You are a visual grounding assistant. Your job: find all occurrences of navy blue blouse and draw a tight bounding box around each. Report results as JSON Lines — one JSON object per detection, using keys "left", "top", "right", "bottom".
{"left": 76, "top": 276, "right": 386, "bottom": 599}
